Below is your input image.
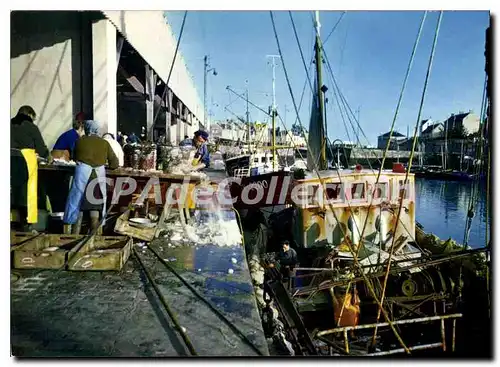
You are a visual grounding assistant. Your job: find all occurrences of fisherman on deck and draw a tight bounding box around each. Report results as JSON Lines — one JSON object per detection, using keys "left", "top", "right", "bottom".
{"left": 63, "top": 120, "right": 119, "bottom": 234}
{"left": 51, "top": 112, "right": 86, "bottom": 161}
{"left": 275, "top": 240, "right": 298, "bottom": 280}
{"left": 191, "top": 130, "right": 210, "bottom": 170}
{"left": 11, "top": 105, "right": 50, "bottom": 230}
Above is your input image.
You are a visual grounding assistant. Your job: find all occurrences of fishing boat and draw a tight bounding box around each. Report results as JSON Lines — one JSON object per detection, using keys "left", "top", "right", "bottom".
{"left": 223, "top": 60, "right": 302, "bottom": 209}
{"left": 240, "top": 11, "right": 491, "bottom": 357}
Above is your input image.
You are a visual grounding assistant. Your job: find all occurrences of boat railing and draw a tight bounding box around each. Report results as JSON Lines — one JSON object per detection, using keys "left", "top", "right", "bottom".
{"left": 314, "top": 313, "right": 462, "bottom": 356}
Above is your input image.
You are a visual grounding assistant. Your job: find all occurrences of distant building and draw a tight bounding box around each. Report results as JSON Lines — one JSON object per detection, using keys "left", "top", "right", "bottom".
{"left": 395, "top": 137, "right": 419, "bottom": 151}
{"left": 443, "top": 111, "right": 480, "bottom": 136}
{"left": 210, "top": 119, "right": 246, "bottom": 142}
{"left": 421, "top": 122, "right": 444, "bottom": 140}
{"left": 276, "top": 130, "right": 307, "bottom": 147}
{"left": 420, "top": 119, "right": 434, "bottom": 135}
{"left": 377, "top": 131, "right": 407, "bottom": 150}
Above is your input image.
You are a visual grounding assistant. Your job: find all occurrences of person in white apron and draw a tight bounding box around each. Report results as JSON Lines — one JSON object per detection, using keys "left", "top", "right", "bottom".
{"left": 63, "top": 121, "right": 119, "bottom": 234}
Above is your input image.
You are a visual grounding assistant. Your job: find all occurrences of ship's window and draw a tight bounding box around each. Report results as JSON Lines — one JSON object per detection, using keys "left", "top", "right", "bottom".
{"left": 398, "top": 180, "right": 410, "bottom": 199}
{"left": 261, "top": 157, "right": 267, "bottom": 163}
{"left": 325, "top": 183, "right": 341, "bottom": 200}
{"left": 373, "top": 183, "right": 388, "bottom": 199}
{"left": 351, "top": 183, "right": 366, "bottom": 200}
{"left": 254, "top": 158, "right": 259, "bottom": 163}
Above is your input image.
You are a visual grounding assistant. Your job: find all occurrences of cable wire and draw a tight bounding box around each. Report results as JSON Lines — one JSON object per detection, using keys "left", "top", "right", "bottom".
{"left": 153, "top": 11, "right": 188, "bottom": 127}
{"left": 145, "top": 243, "right": 265, "bottom": 355}
{"left": 323, "top": 12, "right": 347, "bottom": 45}
{"left": 133, "top": 248, "right": 197, "bottom": 355}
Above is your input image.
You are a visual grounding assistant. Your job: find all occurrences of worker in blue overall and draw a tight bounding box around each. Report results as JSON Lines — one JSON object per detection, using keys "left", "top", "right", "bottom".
{"left": 191, "top": 130, "right": 210, "bottom": 171}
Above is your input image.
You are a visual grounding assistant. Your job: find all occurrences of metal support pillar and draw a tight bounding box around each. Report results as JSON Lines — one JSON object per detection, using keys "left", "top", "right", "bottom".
{"left": 145, "top": 64, "right": 157, "bottom": 142}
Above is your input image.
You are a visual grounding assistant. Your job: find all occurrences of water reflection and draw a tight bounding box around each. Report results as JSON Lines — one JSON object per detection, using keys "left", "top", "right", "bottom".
{"left": 415, "top": 179, "right": 490, "bottom": 248}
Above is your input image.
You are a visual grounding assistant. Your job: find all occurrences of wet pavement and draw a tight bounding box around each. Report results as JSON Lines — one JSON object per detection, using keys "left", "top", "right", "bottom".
{"left": 11, "top": 238, "right": 269, "bottom": 357}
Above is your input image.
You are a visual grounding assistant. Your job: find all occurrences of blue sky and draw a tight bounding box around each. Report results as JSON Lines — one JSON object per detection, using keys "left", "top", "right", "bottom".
{"left": 165, "top": 11, "right": 490, "bottom": 146}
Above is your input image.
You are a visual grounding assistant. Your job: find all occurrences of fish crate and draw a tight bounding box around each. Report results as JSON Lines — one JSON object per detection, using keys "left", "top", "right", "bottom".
{"left": 114, "top": 209, "right": 157, "bottom": 242}
{"left": 67, "top": 235, "right": 132, "bottom": 271}
{"left": 11, "top": 232, "right": 84, "bottom": 270}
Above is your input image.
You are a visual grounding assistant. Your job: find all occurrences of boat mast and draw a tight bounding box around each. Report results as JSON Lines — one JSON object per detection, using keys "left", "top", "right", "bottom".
{"left": 267, "top": 54, "right": 281, "bottom": 170}
{"left": 245, "top": 79, "right": 250, "bottom": 146}
{"left": 460, "top": 139, "right": 464, "bottom": 171}
{"left": 314, "top": 11, "right": 327, "bottom": 170}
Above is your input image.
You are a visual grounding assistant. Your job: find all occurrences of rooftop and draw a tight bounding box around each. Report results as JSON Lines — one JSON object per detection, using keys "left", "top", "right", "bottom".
{"left": 421, "top": 122, "right": 444, "bottom": 135}
{"left": 443, "top": 112, "right": 473, "bottom": 125}
{"left": 379, "top": 131, "right": 406, "bottom": 138}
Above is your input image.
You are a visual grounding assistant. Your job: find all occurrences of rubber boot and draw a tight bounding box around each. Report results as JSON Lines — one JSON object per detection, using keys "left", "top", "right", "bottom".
{"left": 72, "top": 212, "right": 83, "bottom": 235}
{"left": 90, "top": 211, "right": 102, "bottom": 236}
{"left": 63, "top": 224, "right": 72, "bottom": 234}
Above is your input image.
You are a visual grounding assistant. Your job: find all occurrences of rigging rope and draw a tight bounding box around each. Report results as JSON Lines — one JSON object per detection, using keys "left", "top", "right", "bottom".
{"left": 323, "top": 11, "right": 347, "bottom": 45}
{"left": 308, "top": 11, "right": 376, "bottom": 163}
{"left": 269, "top": 10, "right": 409, "bottom": 353}
{"left": 289, "top": 12, "right": 315, "bottom": 96}
{"left": 323, "top": 56, "right": 383, "bottom": 166}
{"left": 353, "top": 11, "right": 428, "bottom": 255}
{"left": 153, "top": 10, "right": 188, "bottom": 127}
{"left": 291, "top": 10, "right": 424, "bottom": 266}
{"left": 462, "top": 74, "right": 488, "bottom": 248}
{"left": 293, "top": 11, "right": 419, "bottom": 268}
{"left": 289, "top": 10, "right": 394, "bottom": 252}
{"left": 371, "top": 10, "right": 443, "bottom": 346}
{"left": 305, "top": 12, "right": 383, "bottom": 168}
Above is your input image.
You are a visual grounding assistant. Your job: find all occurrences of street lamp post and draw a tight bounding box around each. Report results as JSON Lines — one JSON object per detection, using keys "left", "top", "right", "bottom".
{"left": 204, "top": 55, "right": 217, "bottom": 131}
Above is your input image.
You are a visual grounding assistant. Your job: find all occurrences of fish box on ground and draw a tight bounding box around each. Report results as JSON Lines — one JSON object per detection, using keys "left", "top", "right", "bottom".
{"left": 67, "top": 235, "right": 132, "bottom": 271}
{"left": 11, "top": 232, "right": 84, "bottom": 270}
{"left": 114, "top": 209, "right": 158, "bottom": 242}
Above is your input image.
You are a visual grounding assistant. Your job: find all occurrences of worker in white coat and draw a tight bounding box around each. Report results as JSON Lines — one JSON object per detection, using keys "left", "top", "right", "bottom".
{"left": 103, "top": 133, "right": 124, "bottom": 167}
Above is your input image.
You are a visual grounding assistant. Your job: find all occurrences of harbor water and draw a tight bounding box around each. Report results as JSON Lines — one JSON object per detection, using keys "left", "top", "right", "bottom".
{"left": 415, "top": 178, "right": 491, "bottom": 249}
